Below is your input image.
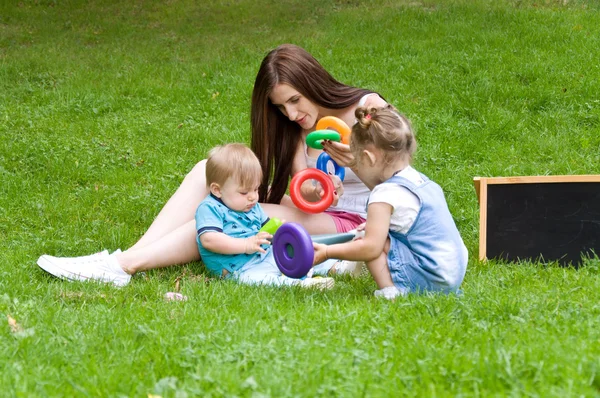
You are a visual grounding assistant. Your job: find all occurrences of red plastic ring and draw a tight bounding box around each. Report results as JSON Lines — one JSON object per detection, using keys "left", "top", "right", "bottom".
{"left": 289, "top": 169, "right": 334, "bottom": 214}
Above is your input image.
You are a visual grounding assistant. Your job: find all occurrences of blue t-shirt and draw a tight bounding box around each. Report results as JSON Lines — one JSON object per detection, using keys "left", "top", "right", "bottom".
{"left": 195, "top": 194, "right": 270, "bottom": 275}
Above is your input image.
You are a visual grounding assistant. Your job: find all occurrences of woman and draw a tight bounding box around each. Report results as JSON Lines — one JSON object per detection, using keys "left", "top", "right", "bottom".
{"left": 37, "top": 44, "right": 388, "bottom": 286}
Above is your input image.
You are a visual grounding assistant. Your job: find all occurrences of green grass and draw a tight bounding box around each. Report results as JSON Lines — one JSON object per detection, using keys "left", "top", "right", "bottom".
{"left": 2, "top": 0, "right": 600, "bottom": 396}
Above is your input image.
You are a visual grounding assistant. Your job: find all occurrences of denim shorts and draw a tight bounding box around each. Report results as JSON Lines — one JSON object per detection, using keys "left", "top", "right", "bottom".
{"left": 387, "top": 237, "right": 462, "bottom": 294}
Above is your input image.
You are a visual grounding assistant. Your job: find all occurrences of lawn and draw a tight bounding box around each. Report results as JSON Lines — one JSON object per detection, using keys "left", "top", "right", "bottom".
{"left": 1, "top": 0, "right": 600, "bottom": 396}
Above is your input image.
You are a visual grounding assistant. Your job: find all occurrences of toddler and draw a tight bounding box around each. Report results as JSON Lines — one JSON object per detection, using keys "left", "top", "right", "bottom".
{"left": 196, "top": 143, "right": 334, "bottom": 289}
{"left": 313, "top": 107, "right": 468, "bottom": 299}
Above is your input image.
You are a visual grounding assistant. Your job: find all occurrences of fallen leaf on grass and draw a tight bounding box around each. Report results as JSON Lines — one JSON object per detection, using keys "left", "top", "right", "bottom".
{"left": 7, "top": 315, "right": 34, "bottom": 338}
{"left": 7, "top": 315, "right": 23, "bottom": 333}
{"left": 164, "top": 292, "right": 188, "bottom": 302}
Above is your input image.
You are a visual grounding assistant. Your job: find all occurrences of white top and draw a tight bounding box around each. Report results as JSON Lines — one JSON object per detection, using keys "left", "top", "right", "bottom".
{"left": 368, "top": 166, "right": 423, "bottom": 234}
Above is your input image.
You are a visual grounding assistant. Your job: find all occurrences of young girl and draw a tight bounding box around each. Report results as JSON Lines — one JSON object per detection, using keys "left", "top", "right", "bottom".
{"left": 37, "top": 44, "right": 387, "bottom": 285}
{"left": 196, "top": 143, "right": 334, "bottom": 290}
{"left": 313, "top": 107, "right": 468, "bottom": 299}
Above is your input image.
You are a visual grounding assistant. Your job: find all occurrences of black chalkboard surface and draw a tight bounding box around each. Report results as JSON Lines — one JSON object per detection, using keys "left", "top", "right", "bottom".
{"left": 475, "top": 176, "right": 600, "bottom": 266}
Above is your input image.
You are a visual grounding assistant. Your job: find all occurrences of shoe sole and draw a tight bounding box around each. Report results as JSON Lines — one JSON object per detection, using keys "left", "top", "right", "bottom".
{"left": 36, "top": 255, "right": 129, "bottom": 286}
{"left": 37, "top": 255, "right": 90, "bottom": 283}
{"left": 301, "top": 278, "right": 335, "bottom": 290}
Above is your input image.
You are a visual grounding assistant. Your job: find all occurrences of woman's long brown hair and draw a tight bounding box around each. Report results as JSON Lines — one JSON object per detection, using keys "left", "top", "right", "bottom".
{"left": 251, "top": 44, "right": 374, "bottom": 204}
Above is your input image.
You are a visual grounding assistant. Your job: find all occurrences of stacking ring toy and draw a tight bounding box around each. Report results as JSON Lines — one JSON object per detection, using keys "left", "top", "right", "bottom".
{"left": 273, "top": 223, "right": 359, "bottom": 278}
{"left": 259, "top": 217, "right": 283, "bottom": 235}
{"left": 273, "top": 223, "right": 314, "bottom": 278}
{"left": 290, "top": 168, "right": 334, "bottom": 214}
{"left": 306, "top": 130, "right": 340, "bottom": 149}
{"left": 316, "top": 116, "right": 351, "bottom": 144}
{"left": 316, "top": 152, "right": 345, "bottom": 182}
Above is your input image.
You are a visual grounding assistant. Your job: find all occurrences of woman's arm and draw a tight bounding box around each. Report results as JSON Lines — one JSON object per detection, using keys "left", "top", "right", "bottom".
{"left": 313, "top": 202, "right": 392, "bottom": 263}
{"left": 200, "top": 231, "right": 272, "bottom": 255}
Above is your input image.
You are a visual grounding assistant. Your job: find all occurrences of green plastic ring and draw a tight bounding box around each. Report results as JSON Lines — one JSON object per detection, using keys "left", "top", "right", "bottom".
{"left": 259, "top": 217, "right": 284, "bottom": 235}
{"left": 306, "top": 130, "right": 341, "bottom": 149}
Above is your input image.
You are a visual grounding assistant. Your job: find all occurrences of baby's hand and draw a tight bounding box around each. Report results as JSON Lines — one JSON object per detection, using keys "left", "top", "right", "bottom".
{"left": 312, "top": 242, "right": 329, "bottom": 265}
{"left": 245, "top": 232, "right": 272, "bottom": 254}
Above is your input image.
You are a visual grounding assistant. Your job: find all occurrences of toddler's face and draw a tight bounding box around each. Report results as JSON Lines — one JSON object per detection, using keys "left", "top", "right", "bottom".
{"left": 218, "top": 177, "right": 260, "bottom": 212}
{"left": 353, "top": 146, "right": 385, "bottom": 190}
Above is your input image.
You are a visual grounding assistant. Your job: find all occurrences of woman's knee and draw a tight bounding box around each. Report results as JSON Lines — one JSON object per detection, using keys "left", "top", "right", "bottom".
{"left": 185, "top": 159, "right": 207, "bottom": 183}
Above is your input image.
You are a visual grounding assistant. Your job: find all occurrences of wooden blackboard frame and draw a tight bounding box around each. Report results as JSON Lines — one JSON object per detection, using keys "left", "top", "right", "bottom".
{"left": 474, "top": 175, "right": 600, "bottom": 264}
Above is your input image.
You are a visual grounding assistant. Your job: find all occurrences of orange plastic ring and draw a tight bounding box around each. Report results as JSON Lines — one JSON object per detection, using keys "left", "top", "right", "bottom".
{"left": 289, "top": 168, "right": 334, "bottom": 214}
{"left": 316, "top": 116, "right": 351, "bottom": 145}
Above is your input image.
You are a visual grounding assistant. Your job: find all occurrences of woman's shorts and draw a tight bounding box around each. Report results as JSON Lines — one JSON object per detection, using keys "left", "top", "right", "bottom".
{"left": 325, "top": 210, "right": 366, "bottom": 233}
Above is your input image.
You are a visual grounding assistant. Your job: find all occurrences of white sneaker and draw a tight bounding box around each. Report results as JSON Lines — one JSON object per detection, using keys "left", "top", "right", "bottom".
{"left": 374, "top": 286, "right": 405, "bottom": 300}
{"left": 332, "top": 260, "right": 367, "bottom": 277}
{"left": 300, "top": 277, "right": 335, "bottom": 290}
{"left": 37, "top": 252, "right": 131, "bottom": 286}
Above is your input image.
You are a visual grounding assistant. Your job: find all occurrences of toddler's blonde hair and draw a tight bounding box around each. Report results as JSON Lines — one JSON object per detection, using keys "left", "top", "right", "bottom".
{"left": 206, "top": 143, "right": 263, "bottom": 190}
{"left": 350, "top": 106, "right": 416, "bottom": 167}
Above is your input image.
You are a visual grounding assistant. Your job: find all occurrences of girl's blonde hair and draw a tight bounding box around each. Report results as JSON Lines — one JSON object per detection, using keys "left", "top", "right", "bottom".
{"left": 350, "top": 106, "right": 417, "bottom": 167}
{"left": 206, "top": 144, "right": 263, "bottom": 189}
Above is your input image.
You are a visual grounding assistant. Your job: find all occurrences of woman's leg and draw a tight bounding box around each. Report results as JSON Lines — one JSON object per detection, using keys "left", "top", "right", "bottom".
{"left": 118, "top": 220, "right": 200, "bottom": 274}
{"left": 36, "top": 161, "right": 207, "bottom": 284}
{"left": 129, "top": 160, "right": 209, "bottom": 250}
{"left": 260, "top": 203, "right": 338, "bottom": 234}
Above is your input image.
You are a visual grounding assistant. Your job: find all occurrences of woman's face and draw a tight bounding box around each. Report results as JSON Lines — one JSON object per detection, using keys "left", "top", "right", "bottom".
{"left": 269, "top": 83, "right": 320, "bottom": 130}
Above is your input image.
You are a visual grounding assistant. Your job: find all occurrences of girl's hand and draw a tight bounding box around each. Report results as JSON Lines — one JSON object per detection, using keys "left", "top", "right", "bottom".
{"left": 312, "top": 242, "right": 329, "bottom": 265}
{"left": 322, "top": 140, "right": 354, "bottom": 167}
{"left": 245, "top": 232, "right": 272, "bottom": 254}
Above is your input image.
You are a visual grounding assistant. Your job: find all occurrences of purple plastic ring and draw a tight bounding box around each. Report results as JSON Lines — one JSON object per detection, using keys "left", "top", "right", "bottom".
{"left": 272, "top": 222, "right": 314, "bottom": 279}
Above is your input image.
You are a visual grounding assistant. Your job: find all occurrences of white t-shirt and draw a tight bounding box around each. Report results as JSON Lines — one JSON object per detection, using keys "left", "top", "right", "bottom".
{"left": 368, "top": 166, "right": 423, "bottom": 234}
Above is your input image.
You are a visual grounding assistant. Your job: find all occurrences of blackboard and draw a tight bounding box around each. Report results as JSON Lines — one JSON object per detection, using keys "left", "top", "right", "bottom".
{"left": 474, "top": 176, "right": 600, "bottom": 266}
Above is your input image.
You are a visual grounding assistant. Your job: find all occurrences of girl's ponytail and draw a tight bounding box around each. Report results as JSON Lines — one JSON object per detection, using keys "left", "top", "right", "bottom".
{"left": 351, "top": 106, "right": 417, "bottom": 165}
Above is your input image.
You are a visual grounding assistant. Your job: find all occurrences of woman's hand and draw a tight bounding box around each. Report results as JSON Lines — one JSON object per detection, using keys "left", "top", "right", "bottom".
{"left": 299, "top": 172, "right": 344, "bottom": 206}
{"left": 326, "top": 172, "right": 343, "bottom": 206}
{"left": 312, "top": 242, "right": 329, "bottom": 265}
{"left": 244, "top": 232, "right": 272, "bottom": 254}
{"left": 321, "top": 140, "right": 354, "bottom": 167}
